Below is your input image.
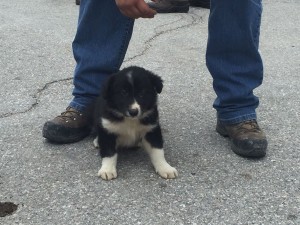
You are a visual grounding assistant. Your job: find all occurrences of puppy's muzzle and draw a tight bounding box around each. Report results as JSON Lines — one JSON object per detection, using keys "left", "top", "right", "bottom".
{"left": 128, "top": 108, "right": 139, "bottom": 117}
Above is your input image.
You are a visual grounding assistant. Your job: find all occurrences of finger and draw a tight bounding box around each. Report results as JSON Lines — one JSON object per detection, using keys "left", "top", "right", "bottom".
{"left": 121, "top": 6, "right": 155, "bottom": 19}
{"left": 136, "top": 0, "right": 156, "bottom": 18}
{"left": 121, "top": 7, "right": 141, "bottom": 19}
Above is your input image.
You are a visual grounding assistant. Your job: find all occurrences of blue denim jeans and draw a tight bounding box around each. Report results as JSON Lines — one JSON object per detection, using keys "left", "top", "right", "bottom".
{"left": 206, "top": 0, "right": 263, "bottom": 124}
{"left": 69, "top": 0, "right": 134, "bottom": 112}
{"left": 70, "top": 0, "right": 263, "bottom": 125}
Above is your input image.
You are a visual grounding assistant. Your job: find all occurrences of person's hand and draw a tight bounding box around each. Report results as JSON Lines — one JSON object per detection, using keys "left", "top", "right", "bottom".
{"left": 115, "top": 0, "right": 157, "bottom": 19}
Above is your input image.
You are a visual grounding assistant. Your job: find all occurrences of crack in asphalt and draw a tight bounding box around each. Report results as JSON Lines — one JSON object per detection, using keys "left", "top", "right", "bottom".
{"left": 125, "top": 13, "right": 201, "bottom": 63}
{"left": 0, "top": 77, "right": 72, "bottom": 119}
{"left": 1, "top": 13, "right": 201, "bottom": 120}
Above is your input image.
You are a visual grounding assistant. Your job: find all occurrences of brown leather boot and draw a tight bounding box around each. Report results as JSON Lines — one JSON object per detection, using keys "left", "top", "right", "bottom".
{"left": 216, "top": 120, "right": 268, "bottom": 158}
{"left": 148, "top": 0, "right": 190, "bottom": 13}
{"left": 189, "top": 0, "right": 210, "bottom": 9}
{"left": 42, "top": 107, "right": 92, "bottom": 144}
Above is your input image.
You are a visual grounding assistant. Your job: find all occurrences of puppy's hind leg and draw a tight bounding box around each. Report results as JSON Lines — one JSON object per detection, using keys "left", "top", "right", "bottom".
{"left": 143, "top": 126, "right": 178, "bottom": 179}
{"left": 93, "top": 136, "right": 99, "bottom": 148}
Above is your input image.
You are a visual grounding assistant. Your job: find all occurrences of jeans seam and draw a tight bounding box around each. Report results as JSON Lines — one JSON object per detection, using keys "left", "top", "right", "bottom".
{"left": 253, "top": 1, "right": 262, "bottom": 48}
{"left": 116, "top": 18, "right": 134, "bottom": 70}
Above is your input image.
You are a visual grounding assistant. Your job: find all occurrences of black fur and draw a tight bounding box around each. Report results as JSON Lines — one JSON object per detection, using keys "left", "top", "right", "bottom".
{"left": 94, "top": 66, "right": 164, "bottom": 158}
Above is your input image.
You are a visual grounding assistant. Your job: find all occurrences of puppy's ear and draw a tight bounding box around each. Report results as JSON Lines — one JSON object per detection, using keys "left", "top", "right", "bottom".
{"left": 148, "top": 71, "right": 163, "bottom": 94}
{"left": 102, "top": 74, "right": 115, "bottom": 100}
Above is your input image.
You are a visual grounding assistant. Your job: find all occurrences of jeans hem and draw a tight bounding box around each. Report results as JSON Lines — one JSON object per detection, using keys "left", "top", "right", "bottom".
{"left": 69, "top": 101, "right": 88, "bottom": 113}
{"left": 218, "top": 113, "right": 257, "bottom": 125}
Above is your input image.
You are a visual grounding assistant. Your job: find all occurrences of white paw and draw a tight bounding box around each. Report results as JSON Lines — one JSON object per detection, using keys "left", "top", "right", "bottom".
{"left": 98, "top": 155, "right": 118, "bottom": 180}
{"left": 98, "top": 167, "right": 117, "bottom": 180}
{"left": 155, "top": 163, "right": 178, "bottom": 179}
{"left": 93, "top": 137, "right": 99, "bottom": 148}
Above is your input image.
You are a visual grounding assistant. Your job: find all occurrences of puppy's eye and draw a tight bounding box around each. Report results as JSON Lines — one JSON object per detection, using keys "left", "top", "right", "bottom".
{"left": 137, "top": 90, "right": 146, "bottom": 98}
{"left": 121, "top": 89, "right": 128, "bottom": 96}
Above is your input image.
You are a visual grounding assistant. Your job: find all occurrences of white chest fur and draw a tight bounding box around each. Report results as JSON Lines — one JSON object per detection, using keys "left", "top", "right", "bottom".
{"left": 101, "top": 118, "right": 156, "bottom": 147}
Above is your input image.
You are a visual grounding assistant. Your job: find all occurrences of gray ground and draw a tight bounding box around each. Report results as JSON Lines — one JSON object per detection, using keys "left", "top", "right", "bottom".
{"left": 0, "top": 0, "right": 299, "bottom": 224}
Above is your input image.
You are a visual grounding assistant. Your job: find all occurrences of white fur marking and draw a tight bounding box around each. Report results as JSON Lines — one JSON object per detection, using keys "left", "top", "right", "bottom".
{"left": 126, "top": 71, "right": 133, "bottom": 83}
{"left": 93, "top": 136, "right": 99, "bottom": 148}
{"left": 98, "top": 154, "right": 118, "bottom": 180}
{"left": 130, "top": 101, "right": 140, "bottom": 111}
{"left": 128, "top": 100, "right": 141, "bottom": 117}
{"left": 143, "top": 141, "right": 178, "bottom": 179}
{"left": 102, "top": 118, "right": 156, "bottom": 148}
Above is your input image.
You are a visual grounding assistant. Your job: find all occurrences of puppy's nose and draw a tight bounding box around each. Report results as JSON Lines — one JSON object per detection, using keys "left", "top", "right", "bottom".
{"left": 128, "top": 108, "right": 139, "bottom": 117}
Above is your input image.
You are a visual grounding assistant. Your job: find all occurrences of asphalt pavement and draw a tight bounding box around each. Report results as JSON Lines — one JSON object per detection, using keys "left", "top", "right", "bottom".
{"left": 0, "top": 0, "right": 299, "bottom": 224}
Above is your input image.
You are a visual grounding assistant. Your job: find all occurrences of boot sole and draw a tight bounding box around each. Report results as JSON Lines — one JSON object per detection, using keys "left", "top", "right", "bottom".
{"left": 42, "top": 122, "right": 91, "bottom": 144}
{"left": 189, "top": 2, "right": 210, "bottom": 9}
{"left": 148, "top": 4, "right": 190, "bottom": 13}
{"left": 216, "top": 125, "right": 267, "bottom": 158}
{"left": 231, "top": 139, "right": 267, "bottom": 158}
{"left": 156, "top": 6, "right": 189, "bottom": 13}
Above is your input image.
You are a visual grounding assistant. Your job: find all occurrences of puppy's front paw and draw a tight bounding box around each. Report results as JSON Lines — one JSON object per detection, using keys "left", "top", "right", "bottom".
{"left": 98, "top": 155, "right": 118, "bottom": 180}
{"left": 98, "top": 167, "right": 117, "bottom": 180}
{"left": 156, "top": 163, "right": 178, "bottom": 179}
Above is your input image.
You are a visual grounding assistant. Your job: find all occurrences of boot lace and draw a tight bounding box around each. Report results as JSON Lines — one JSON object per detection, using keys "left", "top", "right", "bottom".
{"left": 58, "top": 107, "right": 83, "bottom": 122}
{"left": 236, "top": 120, "right": 261, "bottom": 134}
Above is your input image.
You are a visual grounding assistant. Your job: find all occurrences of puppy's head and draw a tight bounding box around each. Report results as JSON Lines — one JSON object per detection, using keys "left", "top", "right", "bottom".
{"left": 102, "top": 66, "right": 163, "bottom": 118}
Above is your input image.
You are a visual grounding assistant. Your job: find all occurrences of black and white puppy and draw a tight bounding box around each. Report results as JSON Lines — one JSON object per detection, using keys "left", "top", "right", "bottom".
{"left": 93, "top": 66, "right": 178, "bottom": 180}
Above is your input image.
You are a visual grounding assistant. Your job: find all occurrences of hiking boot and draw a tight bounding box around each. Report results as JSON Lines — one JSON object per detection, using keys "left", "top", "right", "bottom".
{"left": 148, "top": 0, "right": 190, "bottom": 13}
{"left": 216, "top": 120, "right": 267, "bottom": 158}
{"left": 189, "top": 0, "right": 210, "bottom": 9}
{"left": 43, "top": 107, "right": 92, "bottom": 144}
